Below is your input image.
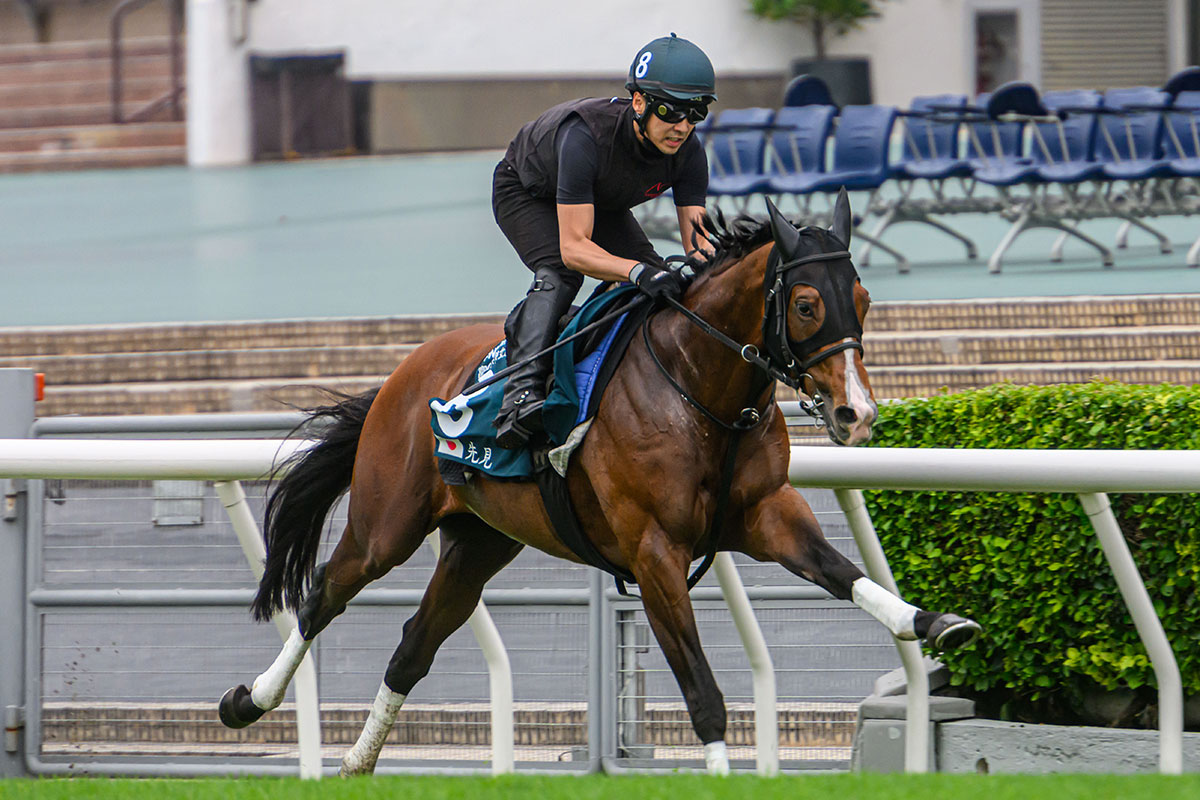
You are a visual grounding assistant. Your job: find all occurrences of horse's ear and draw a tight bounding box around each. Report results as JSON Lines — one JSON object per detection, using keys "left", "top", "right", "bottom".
{"left": 831, "top": 187, "right": 852, "bottom": 248}
{"left": 765, "top": 197, "right": 801, "bottom": 259}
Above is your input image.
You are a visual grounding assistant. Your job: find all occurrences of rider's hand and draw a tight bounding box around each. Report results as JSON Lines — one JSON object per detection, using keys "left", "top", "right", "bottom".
{"left": 629, "top": 262, "right": 687, "bottom": 302}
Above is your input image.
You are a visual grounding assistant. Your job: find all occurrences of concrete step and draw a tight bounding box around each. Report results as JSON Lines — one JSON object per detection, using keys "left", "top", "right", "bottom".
{"left": 864, "top": 325, "right": 1200, "bottom": 367}
{"left": 41, "top": 702, "right": 856, "bottom": 748}
{"left": 2, "top": 345, "right": 419, "bottom": 386}
{"left": 0, "top": 53, "right": 176, "bottom": 86}
{"left": 0, "top": 102, "right": 184, "bottom": 130}
{"left": 37, "top": 375, "right": 388, "bottom": 417}
{"left": 0, "top": 75, "right": 175, "bottom": 109}
{"left": 38, "top": 360, "right": 1200, "bottom": 417}
{"left": 0, "top": 37, "right": 176, "bottom": 66}
{"left": 0, "top": 315, "right": 506, "bottom": 357}
{"left": 870, "top": 360, "right": 1200, "bottom": 399}
{"left": 0, "top": 144, "right": 186, "bottom": 173}
{"left": 866, "top": 294, "right": 1200, "bottom": 332}
{"left": 11, "top": 328, "right": 1198, "bottom": 387}
{"left": 0, "top": 121, "right": 185, "bottom": 153}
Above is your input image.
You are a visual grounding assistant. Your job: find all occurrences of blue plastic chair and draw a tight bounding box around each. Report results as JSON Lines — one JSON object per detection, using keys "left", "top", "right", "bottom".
{"left": 767, "top": 104, "right": 897, "bottom": 195}
{"left": 1096, "top": 88, "right": 1171, "bottom": 181}
{"left": 896, "top": 94, "right": 971, "bottom": 180}
{"left": 1030, "top": 90, "right": 1104, "bottom": 184}
{"left": 782, "top": 74, "right": 836, "bottom": 108}
{"left": 767, "top": 104, "right": 837, "bottom": 177}
{"left": 705, "top": 107, "right": 776, "bottom": 207}
{"left": 857, "top": 94, "right": 978, "bottom": 267}
{"left": 765, "top": 105, "right": 910, "bottom": 271}
{"left": 1164, "top": 90, "right": 1200, "bottom": 175}
{"left": 970, "top": 84, "right": 1044, "bottom": 186}
{"left": 1162, "top": 90, "right": 1200, "bottom": 267}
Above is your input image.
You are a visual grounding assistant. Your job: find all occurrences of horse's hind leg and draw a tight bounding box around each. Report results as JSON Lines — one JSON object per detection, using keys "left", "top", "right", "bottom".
{"left": 739, "top": 486, "right": 982, "bottom": 650}
{"left": 220, "top": 517, "right": 429, "bottom": 729}
{"left": 340, "top": 515, "right": 523, "bottom": 777}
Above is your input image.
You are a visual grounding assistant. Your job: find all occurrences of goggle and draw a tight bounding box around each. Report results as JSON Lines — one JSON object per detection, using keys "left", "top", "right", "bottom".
{"left": 648, "top": 97, "right": 709, "bottom": 125}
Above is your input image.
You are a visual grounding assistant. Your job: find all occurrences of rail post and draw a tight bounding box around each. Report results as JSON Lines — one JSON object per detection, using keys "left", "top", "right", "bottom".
{"left": 0, "top": 369, "right": 35, "bottom": 777}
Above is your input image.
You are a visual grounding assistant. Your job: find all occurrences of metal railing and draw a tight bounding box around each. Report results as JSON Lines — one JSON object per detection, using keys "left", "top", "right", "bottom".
{"left": 5, "top": 415, "right": 827, "bottom": 778}
{"left": 111, "top": 0, "right": 184, "bottom": 123}
{"left": 1, "top": 381, "right": 1190, "bottom": 776}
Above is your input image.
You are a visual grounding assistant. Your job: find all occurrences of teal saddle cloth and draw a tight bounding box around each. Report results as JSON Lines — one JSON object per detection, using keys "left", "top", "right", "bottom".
{"left": 429, "top": 285, "right": 643, "bottom": 479}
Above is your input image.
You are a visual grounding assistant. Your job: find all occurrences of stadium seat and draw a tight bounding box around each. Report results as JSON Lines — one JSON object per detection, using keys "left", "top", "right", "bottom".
{"left": 706, "top": 107, "right": 776, "bottom": 210}
{"left": 782, "top": 74, "right": 836, "bottom": 108}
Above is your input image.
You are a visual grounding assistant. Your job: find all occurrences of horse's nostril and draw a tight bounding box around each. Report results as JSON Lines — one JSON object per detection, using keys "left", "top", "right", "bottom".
{"left": 834, "top": 406, "right": 858, "bottom": 427}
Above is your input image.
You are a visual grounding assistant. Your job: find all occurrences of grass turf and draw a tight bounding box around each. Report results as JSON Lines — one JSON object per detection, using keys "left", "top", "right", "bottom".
{"left": 3, "top": 774, "right": 1200, "bottom": 800}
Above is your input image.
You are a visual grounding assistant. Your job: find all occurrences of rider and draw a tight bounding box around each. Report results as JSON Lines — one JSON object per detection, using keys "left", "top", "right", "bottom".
{"left": 490, "top": 33, "right": 717, "bottom": 449}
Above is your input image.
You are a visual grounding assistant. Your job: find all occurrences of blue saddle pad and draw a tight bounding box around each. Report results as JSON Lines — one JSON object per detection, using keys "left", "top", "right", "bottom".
{"left": 430, "top": 285, "right": 638, "bottom": 479}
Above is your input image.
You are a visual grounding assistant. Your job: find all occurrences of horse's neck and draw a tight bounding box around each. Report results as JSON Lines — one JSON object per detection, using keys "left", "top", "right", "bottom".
{"left": 649, "top": 248, "right": 773, "bottom": 420}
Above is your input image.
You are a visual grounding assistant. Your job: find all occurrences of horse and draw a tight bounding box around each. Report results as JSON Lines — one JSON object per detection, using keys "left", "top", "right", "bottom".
{"left": 218, "top": 191, "right": 981, "bottom": 776}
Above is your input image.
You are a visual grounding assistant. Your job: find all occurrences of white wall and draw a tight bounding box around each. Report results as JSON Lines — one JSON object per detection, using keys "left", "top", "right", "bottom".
{"left": 242, "top": 0, "right": 971, "bottom": 100}
{"left": 187, "top": 0, "right": 992, "bottom": 165}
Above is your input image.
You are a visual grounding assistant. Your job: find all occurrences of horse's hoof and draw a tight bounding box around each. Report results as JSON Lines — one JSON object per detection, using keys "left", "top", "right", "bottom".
{"left": 219, "top": 684, "right": 268, "bottom": 729}
{"left": 926, "top": 614, "right": 981, "bottom": 651}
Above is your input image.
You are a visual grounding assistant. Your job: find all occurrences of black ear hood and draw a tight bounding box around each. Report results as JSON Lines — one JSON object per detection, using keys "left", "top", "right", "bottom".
{"left": 830, "top": 187, "right": 852, "bottom": 248}
{"left": 761, "top": 199, "right": 861, "bottom": 375}
{"left": 766, "top": 197, "right": 801, "bottom": 260}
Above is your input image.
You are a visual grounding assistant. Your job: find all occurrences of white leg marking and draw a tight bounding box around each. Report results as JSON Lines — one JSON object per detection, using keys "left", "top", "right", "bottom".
{"left": 704, "top": 740, "right": 730, "bottom": 775}
{"left": 852, "top": 577, "right": 919, "bottom": 640}
{"left": 250, "top": 628, "right": 310, "bottom": 711}
{"left": 340, "top": 680, "right": 407, "bottom": 777}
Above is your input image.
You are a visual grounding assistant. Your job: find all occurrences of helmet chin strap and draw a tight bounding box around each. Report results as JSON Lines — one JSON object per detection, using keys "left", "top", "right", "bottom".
{"left": 632, "top": 92, "right": 651, "bottom": 135}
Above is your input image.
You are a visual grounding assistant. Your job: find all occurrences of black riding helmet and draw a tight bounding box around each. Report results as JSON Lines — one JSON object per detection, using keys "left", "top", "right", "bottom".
{"left": 626, "top": 33, "right": 716, "bottom": 130}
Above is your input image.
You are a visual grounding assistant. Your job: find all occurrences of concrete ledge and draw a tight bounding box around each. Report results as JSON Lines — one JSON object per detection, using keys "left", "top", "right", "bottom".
{"left": 937, "top": 717, "right": 1200, "bottom": 774}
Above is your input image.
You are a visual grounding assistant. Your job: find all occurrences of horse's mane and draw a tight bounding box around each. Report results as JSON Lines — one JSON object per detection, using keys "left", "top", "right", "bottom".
{"left": 695, "top": 210, "right": 773, "bottom": 273}
{"left": 687, "top": 210, "right": 836, "bottom": 279}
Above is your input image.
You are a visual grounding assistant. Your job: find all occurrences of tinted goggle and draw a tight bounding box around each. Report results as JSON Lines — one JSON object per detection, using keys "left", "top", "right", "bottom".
{"left": 649, "top": 97, "right": 709, "bottom": 125}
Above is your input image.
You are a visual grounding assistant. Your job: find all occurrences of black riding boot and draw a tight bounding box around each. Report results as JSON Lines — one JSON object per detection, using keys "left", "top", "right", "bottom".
{"left": 493, "top": 268, "right": 580, "bottom": 449}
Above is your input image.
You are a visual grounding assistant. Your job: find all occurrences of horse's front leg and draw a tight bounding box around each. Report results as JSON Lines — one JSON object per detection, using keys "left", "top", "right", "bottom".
{"left": 737, "top": 485, "right": 981, "bottom": 650}
{"left": 629, "top": 527, "right": 730, "bottom": 775}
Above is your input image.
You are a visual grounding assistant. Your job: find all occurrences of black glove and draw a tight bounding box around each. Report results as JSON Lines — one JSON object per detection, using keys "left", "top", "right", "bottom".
{"left": 629, "top": 262, "right": 687, "bottom": 302}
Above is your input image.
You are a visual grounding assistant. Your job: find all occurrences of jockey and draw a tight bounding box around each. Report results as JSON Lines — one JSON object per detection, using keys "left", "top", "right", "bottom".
{"left": 490, "top": 33, "right": 717, "bottom": 449}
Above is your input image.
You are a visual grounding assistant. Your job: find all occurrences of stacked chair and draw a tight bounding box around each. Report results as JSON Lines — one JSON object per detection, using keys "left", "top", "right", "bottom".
{"left": 646, "top": 67, "right": 1200, "bottom": 272}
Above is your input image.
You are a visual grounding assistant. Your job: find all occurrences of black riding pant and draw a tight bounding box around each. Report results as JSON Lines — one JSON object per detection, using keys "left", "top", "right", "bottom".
{"left": 491, "top": 160, "right": 661, "bottom": 413}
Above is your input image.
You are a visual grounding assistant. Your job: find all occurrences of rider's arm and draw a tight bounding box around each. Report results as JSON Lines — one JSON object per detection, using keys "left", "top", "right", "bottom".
{"left": 556, "top": 120, "right": 641, "bottom": 283}
{"left": 557, "top": 204, "right": 641, "bottom": 282}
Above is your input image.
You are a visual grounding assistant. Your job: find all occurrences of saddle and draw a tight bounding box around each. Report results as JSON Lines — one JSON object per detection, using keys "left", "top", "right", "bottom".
{"left": 429, "top": 284, "right": 651, "bottom": 590}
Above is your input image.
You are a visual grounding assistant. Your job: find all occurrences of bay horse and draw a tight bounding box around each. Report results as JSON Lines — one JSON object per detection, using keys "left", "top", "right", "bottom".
{"left": 218, "top": 191, "right": 980, "bottom": 775}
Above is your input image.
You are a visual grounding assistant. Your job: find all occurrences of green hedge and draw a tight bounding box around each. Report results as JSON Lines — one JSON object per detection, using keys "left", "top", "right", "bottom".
{"left": 863, "top": 382, "right": 1200, "bottom": 723}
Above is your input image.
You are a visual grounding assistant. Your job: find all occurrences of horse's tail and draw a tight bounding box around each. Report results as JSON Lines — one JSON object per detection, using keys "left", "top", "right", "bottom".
{"left": 250, "top": 387, "right": 380, "bottom": 622}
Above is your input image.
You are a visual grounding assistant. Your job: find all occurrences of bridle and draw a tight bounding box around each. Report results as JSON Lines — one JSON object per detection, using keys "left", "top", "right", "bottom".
{"left": 644, "top": 239, "right": 865, "bottom": 431}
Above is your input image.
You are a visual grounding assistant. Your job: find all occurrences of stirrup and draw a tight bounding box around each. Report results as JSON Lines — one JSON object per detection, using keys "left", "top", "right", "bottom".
{"left": 494, "top": 390, "right": 545, "bottom": 449}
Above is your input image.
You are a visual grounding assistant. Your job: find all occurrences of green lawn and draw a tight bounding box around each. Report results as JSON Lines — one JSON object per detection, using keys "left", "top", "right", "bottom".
{"left": 3, "top": 774, "right": 1200, "bottom": 800}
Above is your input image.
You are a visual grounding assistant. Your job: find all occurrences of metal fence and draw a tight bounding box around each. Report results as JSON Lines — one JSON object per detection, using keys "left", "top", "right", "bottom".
{"left": 9, "top": 402, "right": 896, "bottom": 778}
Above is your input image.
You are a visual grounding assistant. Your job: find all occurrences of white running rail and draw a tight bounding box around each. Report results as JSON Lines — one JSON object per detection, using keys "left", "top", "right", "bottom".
{"left": 2, "top": 439, "right": 1195, "bottom": 774}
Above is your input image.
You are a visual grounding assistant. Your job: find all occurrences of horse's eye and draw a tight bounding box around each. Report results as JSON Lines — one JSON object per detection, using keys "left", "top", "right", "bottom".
{"left": 795, "top": 301, "right": 814, "bottom": 317}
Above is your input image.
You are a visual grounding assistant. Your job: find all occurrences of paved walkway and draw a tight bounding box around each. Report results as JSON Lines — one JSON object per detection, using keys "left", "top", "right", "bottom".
{"left": 1, "top": 153, "right": 1197, "bottom": 328}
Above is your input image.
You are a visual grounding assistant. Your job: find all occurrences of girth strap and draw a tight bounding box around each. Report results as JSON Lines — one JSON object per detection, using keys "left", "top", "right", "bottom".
{"left": 531, "top": 427, "right": 745, "bottom": 597}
